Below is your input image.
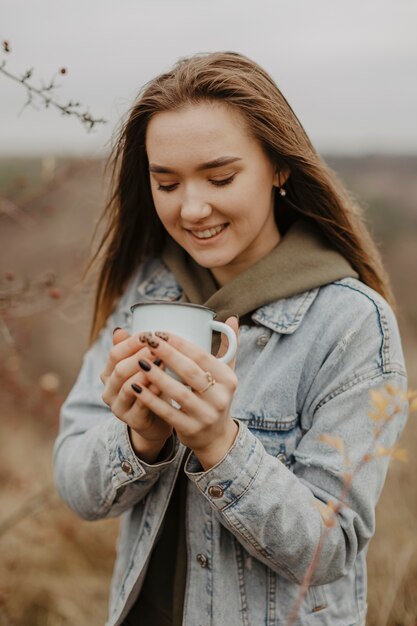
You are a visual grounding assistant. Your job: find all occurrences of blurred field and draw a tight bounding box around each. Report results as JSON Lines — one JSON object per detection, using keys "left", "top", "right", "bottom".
{"left": 0, "top": 155, "right": 416, "bottom": 625}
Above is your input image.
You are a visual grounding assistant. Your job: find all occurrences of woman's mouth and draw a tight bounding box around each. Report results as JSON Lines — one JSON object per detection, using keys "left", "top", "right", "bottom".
{"left": 187, "top": 223, "right": 229, "bottom": 244}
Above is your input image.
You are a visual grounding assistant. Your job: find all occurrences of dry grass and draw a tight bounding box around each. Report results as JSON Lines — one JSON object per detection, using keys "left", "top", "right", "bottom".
{"left": 367, "top": 419, "right": 417, "bottom": 626}
{"left": 0, "top": 413, "right": 119, "bottom": 626}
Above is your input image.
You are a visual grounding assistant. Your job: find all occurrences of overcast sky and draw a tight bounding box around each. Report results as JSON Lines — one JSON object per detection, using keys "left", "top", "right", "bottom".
{"left": 1, "top": 0, "right": 416, "bottom": 156}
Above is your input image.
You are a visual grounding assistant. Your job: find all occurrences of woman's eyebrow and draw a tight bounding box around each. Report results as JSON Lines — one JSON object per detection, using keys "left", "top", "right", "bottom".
{"left": 149, "top": 156, "right": 242, "bottom": 174}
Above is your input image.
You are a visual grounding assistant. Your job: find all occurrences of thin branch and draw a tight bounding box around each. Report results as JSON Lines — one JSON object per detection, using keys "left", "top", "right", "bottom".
{"left": 0, "top": 49, "right": 106, "bottom": 131}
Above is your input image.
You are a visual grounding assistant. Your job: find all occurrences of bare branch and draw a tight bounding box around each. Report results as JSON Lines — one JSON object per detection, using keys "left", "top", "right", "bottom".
{"left": 1, "top": 41, "right": 106, "bottom": 131}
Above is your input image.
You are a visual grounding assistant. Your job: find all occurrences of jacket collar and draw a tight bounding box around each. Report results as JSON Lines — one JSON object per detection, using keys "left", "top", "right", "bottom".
{"left": 134, "top": 259, "right": 319, "bottom": 335}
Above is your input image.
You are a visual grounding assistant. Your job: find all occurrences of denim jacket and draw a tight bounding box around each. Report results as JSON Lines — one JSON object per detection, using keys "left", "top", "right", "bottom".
{"left": 53, "top": 257, "right": 408, "bottom": 626}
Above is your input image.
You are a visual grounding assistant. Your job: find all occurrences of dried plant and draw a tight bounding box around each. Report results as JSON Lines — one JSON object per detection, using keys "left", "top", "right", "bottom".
{"left": 284, "top": 383, "right": 416, "bottom": 626}
{"left": 1, "top": 39, "right": 106, "bottom": 131}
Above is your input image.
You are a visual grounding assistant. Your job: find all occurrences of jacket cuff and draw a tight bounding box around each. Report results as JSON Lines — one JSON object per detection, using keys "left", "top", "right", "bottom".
{"left": 184, "top": 420, "right": 265, "bottom": 510}
{"left": 108, "top": 419, "right": 180, "bottom": 488}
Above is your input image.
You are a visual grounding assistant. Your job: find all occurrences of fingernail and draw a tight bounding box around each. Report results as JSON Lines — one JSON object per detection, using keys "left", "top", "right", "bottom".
{"left": 154, "top": 358, "right": 163, "bottom": 366}
{"left": 232, "top": 314, "right": 239, "bottom": 322}
{"left": 139, "top": 332, "right": 153, "bottom": 343}
{"left": 155, "top": 331, "right": 169, "bottom": 341}
{"left": 131, "top": 383, "right": 142, "bottom": 393}
{"left": 113, "top": 327, "right": 122, "bottom": 335}
{"left": 139, "top": 359, "right": 152, "bottom": 372}
{"left": 145, "top": 336, "right": 160, "bottom": 349}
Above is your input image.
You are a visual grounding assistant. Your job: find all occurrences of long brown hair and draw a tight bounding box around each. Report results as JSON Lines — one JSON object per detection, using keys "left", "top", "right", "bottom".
{"left": 85, "top": 51, "right": 394, "bottom": 345}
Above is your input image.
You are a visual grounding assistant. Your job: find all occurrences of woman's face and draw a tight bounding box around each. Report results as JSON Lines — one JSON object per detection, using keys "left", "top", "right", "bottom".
{"left": 146, "top": 101, "right": 284, "bottom": 286}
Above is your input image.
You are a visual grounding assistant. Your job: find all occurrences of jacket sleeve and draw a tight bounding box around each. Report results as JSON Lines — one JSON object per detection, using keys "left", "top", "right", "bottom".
{"left": 53, "top": 284, "right": 180, "bottom": 521}
{"left": 184, "top": 298, "right": 408, "bottom": 585}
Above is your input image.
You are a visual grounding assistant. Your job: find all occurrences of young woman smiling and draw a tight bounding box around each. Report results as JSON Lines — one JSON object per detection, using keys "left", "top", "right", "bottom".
{"left": 53, "top": 52, "right": 408, "bottom": 626}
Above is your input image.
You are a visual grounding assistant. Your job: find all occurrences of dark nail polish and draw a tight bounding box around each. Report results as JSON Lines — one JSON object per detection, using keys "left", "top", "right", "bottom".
{"left": 145, "top": 336, "right": 160, "bottom": 349}
{"left": 155, "top": 331, "right": 169, "bottom": 341}
{"left": 139, "top": 332, "right": 153, "bottom": 343}
{"left": 113, "top": 327, "right": 122, "bottom": 335}
{"left": 139, "top": 359, "right": 152, "bottom": 372}
{"left": 154, "top": 358, "right": 162, "bottom": 366}
{"left": 131, "top": 383, "right": 142, "bottom": 393}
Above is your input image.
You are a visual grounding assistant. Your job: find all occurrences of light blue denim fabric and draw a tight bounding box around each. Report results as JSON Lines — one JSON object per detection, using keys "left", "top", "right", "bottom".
{"left": 53, "top": 257, "right": 408, "bottom": 626}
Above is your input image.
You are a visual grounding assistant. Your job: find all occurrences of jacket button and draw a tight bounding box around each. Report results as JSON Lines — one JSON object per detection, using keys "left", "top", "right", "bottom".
{"left": 277, "top": 452, "right": 287, "bottom": 464}
{"left": 257, "top": 334, "right": 269, "bottom": 347}
{"left": 196, "top": 553, "right": 209, "bottom": 568}
{"left": 208, "top": 485, "right": 224, "bottom": 498}
{"left": 121, "top": 460, "right": 133, "bottom": 475}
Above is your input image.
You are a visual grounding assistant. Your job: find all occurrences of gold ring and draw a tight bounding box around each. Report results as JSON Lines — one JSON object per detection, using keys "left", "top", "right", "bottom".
{"left": 196, "top": 371, "right": 216, "bottom": 394}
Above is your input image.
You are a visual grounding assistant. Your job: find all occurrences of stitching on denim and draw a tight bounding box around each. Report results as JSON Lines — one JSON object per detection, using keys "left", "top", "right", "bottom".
{"left": 182, "top": 482, "right": 194, "bottom": 626}
{"left": 234, "top": 539, "right": 250, "bottom": 626}
{"left": 286, "top": 289, "right": 318, "bottom": 327}
{"left": 236, "top": 413, "right": 299, "bottom": 431}
{"left": 220, "top": 455, "right": 300, "bottom": 582}
{"left": 253, "top": 288, "right": 319, "bottom": 333}
{"left": 117, "top": 495, "right": 153, "bottom": 600}
{"left": 226, "top": 512, "right": 271, "bottom": 559}
{"left": 316, "top": 369, "right": 407, "bottom": 411}
{"left": 332, "top": 280, "right": 391, "bottom": 372}
{"left": 225, "top": 510, "right": 298, "bottom": 582}
{"left": 216, "top": 442, "right": 264, "bottom": 511}
{"left": 267, "top": 567, "right": 276, "bottom": 625}
{"left": 118, "top": 448, "right": 186, "bottom": 604}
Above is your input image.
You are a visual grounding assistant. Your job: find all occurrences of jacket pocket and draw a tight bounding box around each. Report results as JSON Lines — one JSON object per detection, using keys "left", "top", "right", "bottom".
{"left": 237, "top": 413, "right": 302, "bottom": 469}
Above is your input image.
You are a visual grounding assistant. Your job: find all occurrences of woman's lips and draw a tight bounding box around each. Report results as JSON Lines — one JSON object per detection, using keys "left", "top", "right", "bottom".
{"left": 187, "top": 224, "right": 229, "bottom": 245}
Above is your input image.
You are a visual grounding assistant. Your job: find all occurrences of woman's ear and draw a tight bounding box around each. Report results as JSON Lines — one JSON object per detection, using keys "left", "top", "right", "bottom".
{"left": 273, "top": 166, "right": 291, "bottom": 188}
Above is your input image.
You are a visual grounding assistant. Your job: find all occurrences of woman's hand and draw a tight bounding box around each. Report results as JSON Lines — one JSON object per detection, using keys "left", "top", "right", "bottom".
{"left": 100, "top": 328, "right": 173, "bottom": 462}
{"left": 129, "top": 317, "right": 239, "bottom": 470}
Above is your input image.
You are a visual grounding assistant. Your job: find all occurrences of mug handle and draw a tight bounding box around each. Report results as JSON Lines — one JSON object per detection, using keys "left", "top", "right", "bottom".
{"left": 210, "top": 320, "right": 237, "bottom": 364}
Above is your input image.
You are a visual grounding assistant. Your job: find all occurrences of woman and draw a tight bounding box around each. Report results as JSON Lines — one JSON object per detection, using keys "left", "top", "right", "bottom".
{"left": 53, "top": 52, "right": 408, "bottom": 626}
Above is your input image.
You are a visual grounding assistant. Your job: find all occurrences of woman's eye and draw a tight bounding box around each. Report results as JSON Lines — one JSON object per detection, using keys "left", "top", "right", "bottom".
{"left": 211, "top": 174, "right": 236, "bottom": 187}
{"left": 157, "top": 174, "right": 235, "bottom": 192}
{"left": 157, "top": 183, "right": 178, "bottom": 193}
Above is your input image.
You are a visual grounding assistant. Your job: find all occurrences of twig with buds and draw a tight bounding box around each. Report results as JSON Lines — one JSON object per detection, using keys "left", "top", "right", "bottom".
{"left": 1, "top": 39, "right": 106, "bottom": 131}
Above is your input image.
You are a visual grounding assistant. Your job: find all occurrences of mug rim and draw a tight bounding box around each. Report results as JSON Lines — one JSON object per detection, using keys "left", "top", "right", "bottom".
{"left": 130, "top": 300, "right": 216, "bottom": 315}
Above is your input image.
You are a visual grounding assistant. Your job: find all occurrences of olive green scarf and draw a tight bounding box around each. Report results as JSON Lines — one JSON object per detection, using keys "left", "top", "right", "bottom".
{"left": 161, "top": 218, "right": 358, "bottom": 351}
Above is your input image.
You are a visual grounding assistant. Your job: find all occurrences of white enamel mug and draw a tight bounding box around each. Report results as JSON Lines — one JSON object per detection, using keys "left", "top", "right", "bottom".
{"left": 130, "top": 300, "right": 237, "bottom": 382}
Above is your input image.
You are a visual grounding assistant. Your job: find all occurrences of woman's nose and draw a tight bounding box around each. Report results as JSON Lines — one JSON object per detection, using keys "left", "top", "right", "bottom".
{"left": 180, "top": 195, "right": 212, "bottom": 222}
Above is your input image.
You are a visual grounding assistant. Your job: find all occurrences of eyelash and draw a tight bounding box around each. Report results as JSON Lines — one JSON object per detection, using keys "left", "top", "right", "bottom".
{"left": 157, "top": 174, "right": 236, "bottom": 193}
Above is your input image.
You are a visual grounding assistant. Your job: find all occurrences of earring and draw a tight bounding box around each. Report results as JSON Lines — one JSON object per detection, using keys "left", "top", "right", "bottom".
{"left": 279, "top": 186, "right": 286, "bottom": 197}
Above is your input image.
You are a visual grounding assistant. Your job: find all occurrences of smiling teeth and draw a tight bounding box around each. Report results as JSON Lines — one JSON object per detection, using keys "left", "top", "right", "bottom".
{"left": 192, "top": 225, "right": 226, "bottom": 239}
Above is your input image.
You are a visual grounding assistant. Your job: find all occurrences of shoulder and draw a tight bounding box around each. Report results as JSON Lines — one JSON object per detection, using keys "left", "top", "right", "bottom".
{"left": 316, "top": 276, "right": 393, "bottom": 317}
{"left": 306, "top": 277, "right": 406, "bottom": 377}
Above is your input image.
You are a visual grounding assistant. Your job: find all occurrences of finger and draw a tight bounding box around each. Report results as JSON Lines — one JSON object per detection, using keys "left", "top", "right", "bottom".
{"left": 108, "top": 345, "right": 156, "bottom": 390}
{"left": 123, "top": 383, "right": 168, "bottom": 434}
{"left": 102, "top": 348, "right": 164, "bottom": 407}
{"left": 216, "top": 316, "right": 239, "bottom": 370}
{"left": 112, "top": 327, "right": 130, "bottom": 345}
{"left": 142, "top": 332, "right": 238, "bottom": 392}
{"left": 130, "top": 380, "right": 190, "bottom": 434}
{"left": 136, "top": 356, "right": 227, "bottom": 416}
{"left": 100, "top": 331, "right": 151, "bottom": 382}
{"left": 110, "top": 369, "right": 163, "bottom": 420}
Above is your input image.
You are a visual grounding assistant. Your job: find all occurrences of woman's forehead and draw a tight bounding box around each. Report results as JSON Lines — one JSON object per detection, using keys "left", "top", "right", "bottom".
{"left": 146, "top": 102, "right": 254, "bottom": 165}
